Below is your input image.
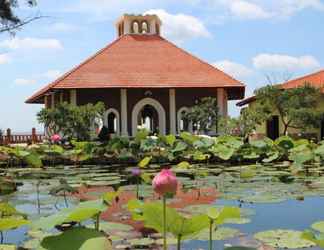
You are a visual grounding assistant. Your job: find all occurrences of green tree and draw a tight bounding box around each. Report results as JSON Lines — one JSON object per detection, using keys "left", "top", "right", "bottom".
{"left": 255, "top": 84, "right": 321, "bottom": 135}
{"left": 37, "top": 102, "right": 105, "bottom": 141}
{"left": 184, "top": 97, "right": 219, "bottom": 134}
{"left": 0, "top": 0, "right": 41, "bottom": 34}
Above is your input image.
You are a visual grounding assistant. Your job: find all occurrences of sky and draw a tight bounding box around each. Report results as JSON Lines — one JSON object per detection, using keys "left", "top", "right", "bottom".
{"left": 1, "top": 0, "right": 324, "bottom": 132}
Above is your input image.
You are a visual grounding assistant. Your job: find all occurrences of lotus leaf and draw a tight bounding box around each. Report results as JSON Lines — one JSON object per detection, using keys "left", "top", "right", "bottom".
{"left": 311, "top": 221, "right": 324, "bottom": 233}
{"left": 225, "top": 247, "right": 257, "bottom": 250}
{"left": 39, "top": 228, "right": 112, "bottom": 250}
{"left": 0, "top": 218, "right": 29, "bottom": 231}
{"left": 142, "top": 202, "right": 209, "bottom": 240}
{"left": 138, "top": 156, "right": 152, "bottom": 168}
{"left": 0, "top": 245, "right": 16, "bottom": 250}
{"left": 254, "top": 229, "right": 315, "bottom": 248}
{"left": 302, "top": 230, "right": 324, "bottom": 247}
{"left": 193, "top": 227, "right": 240, "bottom": 240}
{"left": 127, "top": 238, "right": 155, "bottom": 247}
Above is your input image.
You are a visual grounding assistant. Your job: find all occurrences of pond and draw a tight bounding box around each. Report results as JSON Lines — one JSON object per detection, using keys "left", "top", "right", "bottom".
{"left": 1, "top": 163, "right": 324, "bottom": 250}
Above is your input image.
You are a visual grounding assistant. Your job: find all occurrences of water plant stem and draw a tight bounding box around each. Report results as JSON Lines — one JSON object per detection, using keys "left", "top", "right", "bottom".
{"left": 209, "top": 220, "right": 213, "bottom": 250}
{"left": 177, "top": 234, "right": 182, "bottom": 250}
{"left": 95, "top": 214, "right": 100, "bottom": 231}
{"left": 0, "top": 231, "right": 3, "bottom": 244}
{"left": 163, "top": 195, "right": 167, "bottom": 250}
{"left": 136, "top": 177, "right": 139, "bottom": 199}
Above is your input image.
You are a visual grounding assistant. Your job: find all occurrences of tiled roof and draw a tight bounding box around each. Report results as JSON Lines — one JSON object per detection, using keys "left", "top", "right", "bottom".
{"left": 236, "top": 69, "right": 324, "bottom": 107}
{"left": 26, "top": 34, "right": 244, "bottom": 103}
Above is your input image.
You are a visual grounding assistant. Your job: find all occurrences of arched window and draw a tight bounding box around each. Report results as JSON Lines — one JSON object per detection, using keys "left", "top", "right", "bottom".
{"left": 103, "top": 109, "right": 120, "bottom": 135}
{"left": 177, "top": 107, "right": 193, "bottom": 134}
{"left": 141, "top": 21, "right": 149, "bottom": 34}
{"left": 132, "top": 21, "right": 140, "bottom": 33}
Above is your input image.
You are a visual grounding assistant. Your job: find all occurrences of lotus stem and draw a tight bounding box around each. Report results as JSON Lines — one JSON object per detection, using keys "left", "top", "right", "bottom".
{"left": 163, "top": 195, "right": 167, "bottom": 250}
{"left": 63, "top": 191, "right": 68, "bottom": 208}
{"left": 95, "top": 213, "right": 100, "bottom": 231}
{"left": 209, "top": 220, "right": 213, "bottom": 250}
{"left": 0, "top": 231, "right": 3, "bottom": 244}
{"left": 136, "top": 177, "right": 139, "bottom": 199}
{"left": 177, "top": 234, "right": 182, "bottom": 250}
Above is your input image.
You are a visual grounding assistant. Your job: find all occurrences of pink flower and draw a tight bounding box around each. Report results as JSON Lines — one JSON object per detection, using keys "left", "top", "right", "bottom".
{"left": 51, "top": 134, "right": 61, "bottom": 143}
{"left": 131, "top": 167, "right": 141, "bottom": 177}
{"left": 152, "top": 169, "right": 178, "bottom": 196}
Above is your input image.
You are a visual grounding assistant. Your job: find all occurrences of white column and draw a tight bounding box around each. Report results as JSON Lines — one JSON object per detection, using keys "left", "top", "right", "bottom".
{"left": 223, "top": 90, "right": 228, "bottom": 117}
{"left": 169, "top": 89, "right": 176, "bottom": 135}
{"left": 51, "top": 92, "right": 55, "bottom": 108}
{"left": 121, "top": 89, "right": 128, "bottom": 136}
{"left": 217, "top": 88, "right": 225, "bottom": 117}
{"left": 70, "top": 90, "right": 77, "bottom": 106}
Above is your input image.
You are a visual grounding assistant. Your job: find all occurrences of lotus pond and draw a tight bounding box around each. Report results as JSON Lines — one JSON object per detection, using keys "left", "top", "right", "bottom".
{"left": 2, "top": 162, "right": 324, "bottom": 250}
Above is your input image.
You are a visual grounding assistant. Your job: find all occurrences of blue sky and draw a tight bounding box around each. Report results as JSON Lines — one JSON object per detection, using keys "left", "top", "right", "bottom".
{"left": 1, "top": 0, "right": 324, "bottom": 132}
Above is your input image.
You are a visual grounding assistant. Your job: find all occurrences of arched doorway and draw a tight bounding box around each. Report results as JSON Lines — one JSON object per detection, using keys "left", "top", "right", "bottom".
{"left": 177, "top": 107, "right": 192, "bottom": 134}
{"left": 103, "top": 108, "right": 120, "bottom": 135}
{"left": 132, "top": 98, "right": 166, "bottom": 136}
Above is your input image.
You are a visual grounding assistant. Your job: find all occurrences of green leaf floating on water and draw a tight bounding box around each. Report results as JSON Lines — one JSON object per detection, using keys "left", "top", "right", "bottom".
{"left": 242, "top": 193, "right": 286, "bottom": 204}
{"left": 38, "top": 228, "right": 112, "bottom": 250}
{"left": 311, "top": 221, "right": 324, "bottom": 233}
{"left": 302, "top": 230, "right": 324, "bottom": 247}
{"left": 254, "top": 229, "right": 315, "bottom": 248}
{"left": 225, "top": 247, "right": 257, "bottom": 250}
{"left": 0, "top": 202, "right": 26, "bottom": 218}
{"left": 33, "top": 199, "right": 107, "bottom": 231}
{"left": 193, "top": 227, "right": 240, "bottom": 241}
{"left": 138, "top": 156, "right": 152, "bottom": 168}
{"left": 0, "top": 218, "right": 29, "bottom": 231}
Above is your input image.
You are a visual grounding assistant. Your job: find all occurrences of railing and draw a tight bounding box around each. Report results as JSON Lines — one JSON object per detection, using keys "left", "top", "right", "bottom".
{"left": 0, "top": 128, "right": 45, "bottom": 145}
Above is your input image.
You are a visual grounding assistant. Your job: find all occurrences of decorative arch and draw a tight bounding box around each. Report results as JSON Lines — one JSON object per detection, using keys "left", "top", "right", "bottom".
{"left": 131, "top": 20, "right": 140, "bottom": 33}
{"left": 103, "top": 108, "right": 120, "bottom": 135}
{"left": 132, "top": 98, "right": 166, "bottom": 136}
{"left": 141, "top": 21, "right": 149, "bottom": 33}
{"left": 177, "top": 107, "right": 193, "bottom": 134}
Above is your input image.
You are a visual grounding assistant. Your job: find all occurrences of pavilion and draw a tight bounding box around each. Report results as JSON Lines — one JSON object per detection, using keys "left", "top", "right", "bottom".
{"left": 26, "top": 14, "right": 245, "bottom": 136}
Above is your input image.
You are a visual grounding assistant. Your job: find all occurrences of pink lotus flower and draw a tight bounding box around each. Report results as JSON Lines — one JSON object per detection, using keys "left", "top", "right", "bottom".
{"left": 51, "top": 134, "right": 61, "bottom": 143}
{"left": 152, "top": 169, "right": 178, "bottom": 196}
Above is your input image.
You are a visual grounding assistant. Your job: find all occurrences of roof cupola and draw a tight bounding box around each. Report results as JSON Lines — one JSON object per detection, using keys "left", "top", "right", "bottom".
{"left": 115, "top": 14, "right": 162, "bottom": 37}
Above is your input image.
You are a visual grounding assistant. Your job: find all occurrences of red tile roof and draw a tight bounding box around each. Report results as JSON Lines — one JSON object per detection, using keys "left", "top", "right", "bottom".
{"left": 236, "top": 69, "right": 324, "bottom": 107}
{"left": 26, "top": 34, "right": 245, "bottom": 103}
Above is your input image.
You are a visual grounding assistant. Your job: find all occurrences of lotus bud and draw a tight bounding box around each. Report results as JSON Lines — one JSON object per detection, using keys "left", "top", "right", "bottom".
{"left": 152, "top": 169, "right": 178, "bottom": 196}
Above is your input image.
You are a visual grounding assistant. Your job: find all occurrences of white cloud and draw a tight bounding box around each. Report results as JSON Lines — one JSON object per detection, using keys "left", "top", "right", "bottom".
{"left": 144, "top": 9, "right": 210, "bottom": 43}
{"left": 50, "top": 22, "right": 79, "bottom": 32}
{"left": 228, "top": 0, "right": 272, "bottom": 19}
{"left": 14, "top": 78, "right": 37, "bottom": 86}
{"left": 42, "top": 70, "right": 61, "bottom": 80}
{"left": 252, "top": 53, "right": 321, "bottom": 71}
{"left": 213, "top": 60, "right": 253, "bottom": 80}
{"left": 14, "top": 69, "right": 61, "bottom": 86}
{"left": 0, "top": 37, "right": 63, "bottom": 50}
{"left": 213, "top": 0, "right": 324, "bottom": 20}
{"left": 0, "top": 54, "right": 10, "bottom": 64}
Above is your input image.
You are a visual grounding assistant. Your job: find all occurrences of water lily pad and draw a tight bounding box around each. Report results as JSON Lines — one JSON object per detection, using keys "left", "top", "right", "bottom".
{"left": 0, "top": 245, "right": 16, "bottom": 250}
{"left": 88, "top": 221, "right": 133, "bottom": 232}
{"left": 254, "top": 229, "right": 315, "bottom": 248}
{"left": 311, "top": 221, "right": 324, "bottom": 233}
{"left": 193, "top": 227, "right": 240, "bottom": 241}
{"left": 242, "top": 194, "right": 286, "bottom": 204}
{"left": 127, "top": 238, "right": 155, "bottom": 247}
{"left": 39, "top": 228, "right": 112, "bottom": 250}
